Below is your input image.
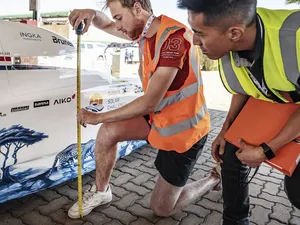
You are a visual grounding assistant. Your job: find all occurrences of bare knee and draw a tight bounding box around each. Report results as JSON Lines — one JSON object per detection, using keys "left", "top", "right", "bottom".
{"left": 150, "top": 176, "right": 182, "bottom": 217}
{"left": 97, "top": 123, "right": 120, "bottom": 146}
{"left": 150, "top": 199, "right": 173, "bottom": 217}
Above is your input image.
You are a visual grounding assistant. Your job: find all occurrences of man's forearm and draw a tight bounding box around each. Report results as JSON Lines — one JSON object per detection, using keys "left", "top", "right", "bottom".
{"left": 222, "top": 94, "right": 250, "bottom": 131}
{"left": 92, "top": 10, "right": 113, "bottom": 30}
{"left": 97, "top": 96, "right": 154, "bottom": 123}
{"left": 92, "top": 10, "right": 128, "bottom": 40}
{"left": 267, "top": 108, "right": 300, "bottom": 152}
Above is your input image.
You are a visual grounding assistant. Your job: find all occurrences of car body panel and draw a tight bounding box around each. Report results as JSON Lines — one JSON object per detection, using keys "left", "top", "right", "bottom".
{"left": 0, "top": 20, "right": 146, "bottom": 203}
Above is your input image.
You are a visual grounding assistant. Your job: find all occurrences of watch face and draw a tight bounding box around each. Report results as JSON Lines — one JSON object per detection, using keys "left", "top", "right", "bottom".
{"left": 261, "top": 143, "right": 275, "bottom": 160}
{"left": 265, "top": 148, "right": 275, "bottom": 160}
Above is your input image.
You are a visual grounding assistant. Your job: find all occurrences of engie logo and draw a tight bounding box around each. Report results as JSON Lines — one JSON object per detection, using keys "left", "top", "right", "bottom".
{"left": 54, "top": 94, "right": 75, "bottom": 105}
{"left": 52, "top": 36, "right": 74, "bottom": 47}
{"left": 20, "top": 32, "right": 42, "bottom": 41}
{"left": 34, "top": 100, "right": 50, "bottom": 108}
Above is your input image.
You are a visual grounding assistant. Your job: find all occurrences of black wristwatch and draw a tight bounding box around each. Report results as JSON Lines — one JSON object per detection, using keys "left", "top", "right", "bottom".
{"left": 260, "top": 142, "right": 275, "bottom": 160}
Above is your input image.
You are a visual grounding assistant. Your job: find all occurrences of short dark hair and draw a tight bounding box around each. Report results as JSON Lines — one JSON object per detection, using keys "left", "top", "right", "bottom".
{"left": 177, "top": 0, "right": 257, "bottom": 27}
{"left": 104, "top": 0, "right": 153, "bottom": 13}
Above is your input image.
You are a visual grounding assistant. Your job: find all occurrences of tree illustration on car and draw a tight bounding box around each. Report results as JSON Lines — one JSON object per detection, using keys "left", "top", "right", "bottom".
{"left": 0, "top": 125, "right": 48, "bottom": 184}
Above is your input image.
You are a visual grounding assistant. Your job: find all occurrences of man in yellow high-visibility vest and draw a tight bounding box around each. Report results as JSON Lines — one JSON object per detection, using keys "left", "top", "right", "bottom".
{"left": 178, "top": 0, "right": 300, "bottom": 224}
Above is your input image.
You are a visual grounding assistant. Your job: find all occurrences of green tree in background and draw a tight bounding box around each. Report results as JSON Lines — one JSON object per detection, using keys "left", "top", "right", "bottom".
{"left": 201, "top": 54, "right": 218, "bottom": 71}
{"left": 286, "top": 0, "right": 300, "bottom": 4}
{"left": 197, "top": 47, "right": 218, "bottom": 71}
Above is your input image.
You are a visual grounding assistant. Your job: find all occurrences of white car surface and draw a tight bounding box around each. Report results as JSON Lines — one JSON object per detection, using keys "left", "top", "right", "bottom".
{"left": 0, "top": 20, "right": 146, "bottom": 203}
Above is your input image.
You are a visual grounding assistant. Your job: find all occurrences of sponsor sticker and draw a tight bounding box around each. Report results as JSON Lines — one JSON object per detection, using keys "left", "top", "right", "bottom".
{"left": 87, "top": 94, "right": 105, "bottom": 113}
{"left": 34, "top": 100, "right": 50, "bottom": 108}
{"left": 0, "top": 52, "right": 10, "bottom": 55}
{"left": 108, "top": 89, "right": 121, "bottom": 96}
{"left": 90, "top": 94, "right": 103, "bottom": 105}
{"left": 0, "top": 112, "right": 7, "bottom": 117}
{"left": 54, "top": 94, "right": 75, "bottom": 105}
{"left": 20, "top": 32, "right": 42, "bottom": 41}
{"left": 107, "top": 98, "right": 127, "bottom": 111}
{"left": 52, "top": 36, "right": 74, "bottom": 47}
{"left": 11, "top": 106, "right": 29, "bottom": 113}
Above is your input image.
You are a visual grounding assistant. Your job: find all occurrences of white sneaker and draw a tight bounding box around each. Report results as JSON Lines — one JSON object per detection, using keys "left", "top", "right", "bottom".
{"left": 68, "top": 184, "right": 112, "bottom": 219}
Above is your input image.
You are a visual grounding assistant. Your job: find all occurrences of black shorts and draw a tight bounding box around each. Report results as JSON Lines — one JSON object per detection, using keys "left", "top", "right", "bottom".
{"left": 143, "top": 115, "right": 207, "bottom": 187}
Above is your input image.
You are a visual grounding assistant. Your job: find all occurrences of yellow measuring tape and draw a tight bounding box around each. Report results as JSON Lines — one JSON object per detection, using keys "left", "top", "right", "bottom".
{"left": 76, "top": 22, "right": 83, "bottom": 218}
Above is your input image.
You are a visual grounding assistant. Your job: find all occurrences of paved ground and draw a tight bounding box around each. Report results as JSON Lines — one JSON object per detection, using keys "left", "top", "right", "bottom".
{"left": 1, "top": 72, "right": 300, "bottom": 225}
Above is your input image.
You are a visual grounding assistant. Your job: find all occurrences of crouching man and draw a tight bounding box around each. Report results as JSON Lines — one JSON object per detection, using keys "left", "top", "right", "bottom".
{"left": 68, "top": 0, "right": 220, "bottom": 219}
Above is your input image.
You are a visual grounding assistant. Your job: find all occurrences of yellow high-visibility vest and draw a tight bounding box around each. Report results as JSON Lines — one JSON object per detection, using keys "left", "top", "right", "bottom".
{"left": 219, "top": 8, "right": 300, "bottom": 103}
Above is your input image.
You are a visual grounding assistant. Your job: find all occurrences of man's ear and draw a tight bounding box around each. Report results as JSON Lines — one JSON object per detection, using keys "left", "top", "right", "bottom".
{"left": 227, "top": 26, "right": 244, "bottom": 42}
{"left": 132, "top": 2, "right": 142, "bottom": 17}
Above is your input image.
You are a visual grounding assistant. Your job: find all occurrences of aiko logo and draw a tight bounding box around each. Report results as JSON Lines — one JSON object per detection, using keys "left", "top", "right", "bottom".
{"left": 54, "top": 94, "right": 75, "bottom": 105}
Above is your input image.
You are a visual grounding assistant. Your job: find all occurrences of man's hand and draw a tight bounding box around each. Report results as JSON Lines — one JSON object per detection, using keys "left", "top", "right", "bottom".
{"left": 69, "top": 9, "right": 96, "bottom": 34}
{"left": 212, "top": 95, "right": 250, "bottom": 164}
{"left": 77, "top": 109, "right": 102, "bottom": 127}
{"left": 212, "top": 130, "right": 227, "bottom": 163}
{"left": 236, "top": 138, "right": 266, "bottom": 168}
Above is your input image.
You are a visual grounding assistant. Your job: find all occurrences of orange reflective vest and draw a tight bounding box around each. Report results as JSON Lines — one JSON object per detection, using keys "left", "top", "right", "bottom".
{"left": 138, "top": 15, "right": 210, "bottom": 153}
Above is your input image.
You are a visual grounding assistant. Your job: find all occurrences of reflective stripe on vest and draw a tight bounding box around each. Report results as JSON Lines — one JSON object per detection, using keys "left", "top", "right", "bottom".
{"left": 152, "top": 104, "right": 208, "bottom": 136}
{"left": 280, "top": 11, "right": 300, "bottom": 88}
{"left": 155, "top": 82, "right": 199, "bottom": 112}
{"left": 138, "top": 39, "right": 145, "bottom": 81}
{"left": 220, "top": 53, "right": 247, "bottom": 95}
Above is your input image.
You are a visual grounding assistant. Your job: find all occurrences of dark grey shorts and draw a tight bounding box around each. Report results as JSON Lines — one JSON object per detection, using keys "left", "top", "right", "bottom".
{"left": 143, "top": 115, "right": 207, "bottom": 187}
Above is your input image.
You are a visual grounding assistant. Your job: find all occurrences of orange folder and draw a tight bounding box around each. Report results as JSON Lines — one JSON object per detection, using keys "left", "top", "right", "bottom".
{"left": 224, "top": 97, "right": 300, "bottom": 177}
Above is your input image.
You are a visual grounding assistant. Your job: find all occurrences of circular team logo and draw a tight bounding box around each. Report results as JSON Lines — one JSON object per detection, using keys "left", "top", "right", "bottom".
{"left": 89, "top": 93, "right": 103, "bottom": 105}
{"left": 87, "top": 94, "right": 104, "bottom": 113}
